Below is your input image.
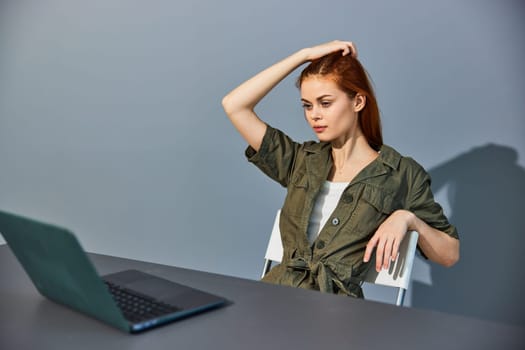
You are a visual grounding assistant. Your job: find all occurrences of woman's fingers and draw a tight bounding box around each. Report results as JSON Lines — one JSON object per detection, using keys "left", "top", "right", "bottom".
{"left": 375, "top": 238, "right": 385, "bottom": 272}
{"left": 365, "top": 210, "right": 411, "bottom": 270}
{"left": 332, "top": 40, "right": 357, "bottom": 57}
{"left": 365, "top": 231, "right": 407, "bottom": 271}
{"left": 363, "top": 234, "right": 378, "bottom": 263}
{"left": 391, "top": 238, "right": 401, "bottom": 262}
{"left": 382, "top": 238, "right": 394, "bottom": 269}
{"left": 306, "top": 40, "right": 358, "bottom": 61}
{"left": 339, "top": 41, "right": 358, "bottom": 57}
{"left": 364, "top": 232, "right": 391, "bottom": 272}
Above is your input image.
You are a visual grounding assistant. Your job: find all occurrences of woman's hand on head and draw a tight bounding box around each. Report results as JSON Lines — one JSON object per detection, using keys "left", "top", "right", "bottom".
{"left": 303, "top": 40, "right": 358, "bottom": 61}
{"left": 363, "top": 210, "right": 415, "bottom": 272}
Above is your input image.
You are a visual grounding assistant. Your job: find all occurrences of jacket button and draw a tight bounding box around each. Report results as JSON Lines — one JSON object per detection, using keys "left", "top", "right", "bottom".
{"left": 316, "top": 240, "right": 325, "bottom": 249}
{"left": 342, "top": 194, "right": 353, "bottom": 203}
{"left": 331, "top": 217, "right": 340, "bottom": 226}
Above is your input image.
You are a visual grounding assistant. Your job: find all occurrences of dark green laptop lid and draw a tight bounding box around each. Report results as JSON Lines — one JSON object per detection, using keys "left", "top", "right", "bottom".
{"left": 0, "top": 210, "right": 130, "bottom": 332}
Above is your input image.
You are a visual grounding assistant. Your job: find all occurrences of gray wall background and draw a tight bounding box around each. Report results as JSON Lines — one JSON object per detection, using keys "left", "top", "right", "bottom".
{"left": 1, "top": 0, "right": 524, "bottom": 326}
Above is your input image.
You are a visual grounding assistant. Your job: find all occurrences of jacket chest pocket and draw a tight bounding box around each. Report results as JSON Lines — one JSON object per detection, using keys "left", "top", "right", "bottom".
{"left": 352, "top": 185, "right": 399, "bottom": 237}
{"left": 282, "top": 171, "right": 309, "bottom": 216}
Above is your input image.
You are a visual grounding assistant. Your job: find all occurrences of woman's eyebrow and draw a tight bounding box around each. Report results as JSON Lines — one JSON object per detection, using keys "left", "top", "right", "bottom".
{"left": 301, "top": 94, "right": 334, "bottom": 103}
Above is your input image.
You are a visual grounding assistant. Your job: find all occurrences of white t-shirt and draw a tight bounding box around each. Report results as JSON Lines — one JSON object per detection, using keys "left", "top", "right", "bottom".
{"left": 307, "top": 181, "right": 350, "bottom": 243}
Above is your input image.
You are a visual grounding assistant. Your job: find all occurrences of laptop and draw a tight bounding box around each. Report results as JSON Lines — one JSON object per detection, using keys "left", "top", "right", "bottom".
{"left": 0, "top": 210, "right": 228, "bottom": 333}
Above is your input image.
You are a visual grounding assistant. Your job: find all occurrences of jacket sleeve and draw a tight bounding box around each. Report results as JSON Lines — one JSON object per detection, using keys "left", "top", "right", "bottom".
{"left": 245, "top": 125, "right": 301, "bottom": 188}
{"left": 406, "top": 159, "right": 459, "bottom": 239}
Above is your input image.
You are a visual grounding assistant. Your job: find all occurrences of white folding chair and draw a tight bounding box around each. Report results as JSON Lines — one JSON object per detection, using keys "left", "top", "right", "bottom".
{"left": 362, "top": 230, "right": 419, "bottom": 306}
{"left": 261, "top": 210, "right": 419, "bottom": 306}
{"left": 261, "top": 211, "right": 284, "bottom": 279}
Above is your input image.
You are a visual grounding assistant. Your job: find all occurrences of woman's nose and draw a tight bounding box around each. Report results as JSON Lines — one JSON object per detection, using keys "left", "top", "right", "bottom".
{"left": 309, "top": 107, "right": 322, "bottom": 121}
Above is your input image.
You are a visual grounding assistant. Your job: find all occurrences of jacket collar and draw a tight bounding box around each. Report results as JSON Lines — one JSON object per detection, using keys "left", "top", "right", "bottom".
{"left": 303, "top": 142, "right": 402, "bottom": 185}
{"left": 377, "top": 144, "right": 402, "bottom": 170}
{"left": 303, "top": 142, "right": 402, "bottom": 169}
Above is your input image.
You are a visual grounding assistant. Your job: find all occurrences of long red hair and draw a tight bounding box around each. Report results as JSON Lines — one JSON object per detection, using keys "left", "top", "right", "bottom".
{"left": 297, "top": 52, "right": 383, "bottom": 151}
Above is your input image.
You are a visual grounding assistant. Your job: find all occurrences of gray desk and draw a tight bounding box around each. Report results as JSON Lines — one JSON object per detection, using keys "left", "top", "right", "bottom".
{"left": 1, "top": 245, "right": 523, "bottom": 350}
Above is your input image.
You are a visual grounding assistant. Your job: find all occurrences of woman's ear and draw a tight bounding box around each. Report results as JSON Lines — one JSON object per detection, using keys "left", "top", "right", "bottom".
{"left": 354, "top": 93, "right": 366, "bottom": 112}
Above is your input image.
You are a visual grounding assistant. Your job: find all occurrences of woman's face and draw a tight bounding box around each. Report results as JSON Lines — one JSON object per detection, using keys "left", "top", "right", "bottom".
{"left": 300, "top": 76, "right": 363, "bottom": 145}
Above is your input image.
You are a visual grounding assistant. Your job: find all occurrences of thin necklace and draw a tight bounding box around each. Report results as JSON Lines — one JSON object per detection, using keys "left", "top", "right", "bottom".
{"left": 333, "top": 155, "right": 348, "bottom": 174}
{"left": 337, "top": 161, "right": 346, "bottom": 174}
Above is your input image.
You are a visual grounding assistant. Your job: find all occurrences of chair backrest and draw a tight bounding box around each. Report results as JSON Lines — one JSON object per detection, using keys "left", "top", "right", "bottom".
{"left": 362, "top": 230, "right": 419, "bottom": 306}
{"left": 261, "top": 210, "right": 419, "bottom": 306}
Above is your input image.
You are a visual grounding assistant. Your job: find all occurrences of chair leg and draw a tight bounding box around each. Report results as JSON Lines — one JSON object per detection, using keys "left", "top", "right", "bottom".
{"left": 396, "top": 288, "right": 406, "bottom": 306}
{"left": 261, "top": 260, "right": 272, "bottom": 279}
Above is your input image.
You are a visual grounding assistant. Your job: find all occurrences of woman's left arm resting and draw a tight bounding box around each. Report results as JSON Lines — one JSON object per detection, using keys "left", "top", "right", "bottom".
{"left": 363, "top": 210, "right": 460, "bottom": 272}
{"left": 406, "top": 210, "right": 459, "bottom": 267}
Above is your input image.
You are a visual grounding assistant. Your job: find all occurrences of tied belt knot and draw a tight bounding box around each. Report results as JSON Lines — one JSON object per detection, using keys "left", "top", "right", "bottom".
{"left": 286, "top": 256, "right": 362, "bottom": 297}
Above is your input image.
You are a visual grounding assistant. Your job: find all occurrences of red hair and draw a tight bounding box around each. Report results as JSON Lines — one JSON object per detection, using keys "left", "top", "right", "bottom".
{"left": 297, "top": 52, "right": 383, "bottom": 150}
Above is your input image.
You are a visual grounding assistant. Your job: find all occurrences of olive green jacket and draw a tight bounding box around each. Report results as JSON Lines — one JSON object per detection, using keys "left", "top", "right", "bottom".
{"left": 246, "top": 125, "right": 458, "bottom": 298}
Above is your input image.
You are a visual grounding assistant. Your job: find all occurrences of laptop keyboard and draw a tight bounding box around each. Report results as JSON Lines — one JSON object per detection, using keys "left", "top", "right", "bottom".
{"left": 105, "top": 281, "right": 181, "bottom": 323}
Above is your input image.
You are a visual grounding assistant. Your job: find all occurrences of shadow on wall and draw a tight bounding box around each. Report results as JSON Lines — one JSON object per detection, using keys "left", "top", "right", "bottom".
{"left": 412, "top": 143, "right": 525, "bottom": 326}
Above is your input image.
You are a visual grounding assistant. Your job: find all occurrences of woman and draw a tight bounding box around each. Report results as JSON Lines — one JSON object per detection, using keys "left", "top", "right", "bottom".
{"left": 222, "top": 41, "right": 459, "bottom": 298}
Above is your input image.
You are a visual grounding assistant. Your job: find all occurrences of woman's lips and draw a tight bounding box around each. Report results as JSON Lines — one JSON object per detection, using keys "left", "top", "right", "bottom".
{"left": 313, "top": 126, "right": 327, "bottom": 133}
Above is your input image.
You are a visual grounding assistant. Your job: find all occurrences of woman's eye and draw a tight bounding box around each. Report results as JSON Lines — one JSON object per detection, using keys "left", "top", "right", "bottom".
{"left": 321, "top": 101, "right": 331, "bottom": 107}
{"left": 302, "top": 104, "right": 312, "bottom": 110}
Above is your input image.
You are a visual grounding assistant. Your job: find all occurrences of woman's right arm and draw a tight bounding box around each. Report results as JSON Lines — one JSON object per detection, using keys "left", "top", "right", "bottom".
{"left": 221, "top": 41, "right": 357, "bottom": 152}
